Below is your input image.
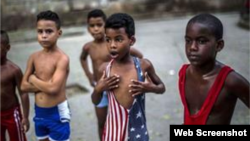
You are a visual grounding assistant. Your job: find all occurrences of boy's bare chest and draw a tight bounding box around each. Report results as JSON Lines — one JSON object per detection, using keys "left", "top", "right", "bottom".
{"left": 33, "top": 55, "right": 57, "bottom": 80}
{"left": 185, "top": 76, "right": 215, "bottom": 113}
{"left": 89, "top": 46, "right": 110, "bottom": 62}
{"left": 0, "top": 67, "right": 15, "bottom": 88}
{"left": 111, "top": 66, "right": 138, "bottom": 109}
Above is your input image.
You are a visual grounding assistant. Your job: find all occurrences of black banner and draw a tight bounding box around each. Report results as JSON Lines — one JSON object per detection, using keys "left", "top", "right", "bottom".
{"left": 170, "top": 125, "right": 250, "bottom": 140}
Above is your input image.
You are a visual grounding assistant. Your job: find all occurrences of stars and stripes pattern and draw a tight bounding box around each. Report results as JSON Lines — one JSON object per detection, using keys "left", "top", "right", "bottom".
{"left": 102, "top": 57, "right": 149, "bottom": 141}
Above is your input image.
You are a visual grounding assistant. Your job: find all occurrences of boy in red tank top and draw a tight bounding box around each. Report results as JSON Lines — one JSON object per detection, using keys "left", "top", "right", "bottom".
{"left": 1, "top": 30, "right": 30, "bottom": 141}
{"left": 179, "top": 13, "right": 249, "bottom": 125}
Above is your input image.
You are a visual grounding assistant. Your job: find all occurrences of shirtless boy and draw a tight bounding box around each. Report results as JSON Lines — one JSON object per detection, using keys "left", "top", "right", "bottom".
{"left": 179, "top": 13, "right": 250, "bottom": 125}
{"left": 1, "top": 30, "right": 30, "bottom": 141}
{"left": 92, "top": 13, "right": 165, "bottom": 141}
{"left": 80, "top": 9, "right": 143, "bottom": 140}
{"left": 21, "top": 10, "right": 71, "bottom": 140}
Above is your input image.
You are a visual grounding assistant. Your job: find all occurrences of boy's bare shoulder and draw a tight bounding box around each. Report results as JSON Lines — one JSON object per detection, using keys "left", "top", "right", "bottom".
{"left": 139, "top": 58, "right": 153, "bottom": 70}
{"left": 225, "top": 70, "right": 249, "bottom": 88}
{"left": 83, "top": 41, "right": 93, "bottom": 51}
{"left": 7, "top": 60, "right": 22, "bottom": 74}
{"left": 29, "top": 50, "right": 42, "bottom": 59}
{"left": 225, "top": 68, "right": 250, "bottom": 93}
{"left": 57, "top": 48, "right": 70, "bottom": 62}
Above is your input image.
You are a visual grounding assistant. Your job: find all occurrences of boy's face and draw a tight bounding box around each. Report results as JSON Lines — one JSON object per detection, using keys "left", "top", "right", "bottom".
{"left": 185, "top": 22, "right": 222, "bottom": 66}
{"left": 88, "top": 17, "right": 105, "bottom": 40}
{"left": 0, "top": 38, "right": 10, "bottom": 59}
{"left": 105, "top": 27, "right": 135, "bottom": 60}
{"left": 37, "top": 20, "right": 61, "bottom": 48}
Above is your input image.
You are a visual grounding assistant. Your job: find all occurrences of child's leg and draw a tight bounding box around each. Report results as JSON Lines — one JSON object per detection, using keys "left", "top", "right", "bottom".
{"left": 95, "top": 106, "right": 108, "bottom": 140}
{"left": 95, "top": 91, "right": 109, "bottom": 140}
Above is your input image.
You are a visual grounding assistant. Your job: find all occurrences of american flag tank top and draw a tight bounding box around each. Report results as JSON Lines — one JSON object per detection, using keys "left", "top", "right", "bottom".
{"left": 102, "top": 57, "right": 149, "bottom": 141}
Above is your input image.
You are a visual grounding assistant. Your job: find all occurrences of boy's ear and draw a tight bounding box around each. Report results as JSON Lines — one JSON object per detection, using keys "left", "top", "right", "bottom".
{"left": 130, "top": 36, "right": 136, "bottom": 46}
{"left": 6, "top": 44, "right": 11, "bottom": 51}
{"left": 58, "top": 29, "right": 62, "bottom": 36}
{"left": 216, "top": 39, "right": 224, "bottom": 52}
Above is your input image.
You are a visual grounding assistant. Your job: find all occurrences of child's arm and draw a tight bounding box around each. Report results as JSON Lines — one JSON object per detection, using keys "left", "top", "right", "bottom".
{"left": 227, "top": 72, "right": 250, "bottom": 108}
{"left": 130, "top": 47, "right": 143, "bottom": 59}
{"left": 15, "top": 68, "right": 30, "bottom": 132}
{"left": 29, "top": 55, "right": 69, "bottom": 95}
{"left": 129, "top": 59, "right": 165, "bottom": 96}
{"left": 21, "top": 54, "right": 40, "bottom": 93}
{"left": 92, "top": 64, "right": 120, "bottom": 105}
{"left": 80, "top": 43, "right": 95, "bottom": 87}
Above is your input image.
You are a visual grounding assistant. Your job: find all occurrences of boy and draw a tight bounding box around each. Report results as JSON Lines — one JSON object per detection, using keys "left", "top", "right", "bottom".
{"left": 91, "top": 13, "right": 165, "bottom": 141}
{"left": 21, "top": 10, "right": 71, "bottom": 141}
{"left": 80, "top": 9, "right": 143, "bottom": 140}
{"left": 1, "top": 30, "right": 30, "bottom": 141}
{"left": 179, "top": 13, "right": 250, "bottom": 125}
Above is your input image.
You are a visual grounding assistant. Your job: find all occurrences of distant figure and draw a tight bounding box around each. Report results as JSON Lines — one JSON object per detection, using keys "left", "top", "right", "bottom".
{"left": 21, "top": 10, "right": 71, "bottom": 141}
{"left": 179, "top": 13, "right": 250, "bottom": 124}
{"left": 92, "top": 13, "right": 165, "bottom": 141}
{"left": 1, "top": 30, "right": 30, "bottom": 141}
{"left": 80, "top": 9, "right": 143, "bottom": 140}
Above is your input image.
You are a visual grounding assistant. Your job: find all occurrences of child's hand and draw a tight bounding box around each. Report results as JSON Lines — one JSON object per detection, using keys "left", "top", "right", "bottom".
{"left": 28, "top": 74, "right": 36, "bottom": 83}
{"left": 21, "top": 118, "right": 30, "bottom": 132}
{"left": 129, "top": 72, "right": 153, "bottom": 97}
{"left": 95, "top": 71, "right": 120, "bottom": 92}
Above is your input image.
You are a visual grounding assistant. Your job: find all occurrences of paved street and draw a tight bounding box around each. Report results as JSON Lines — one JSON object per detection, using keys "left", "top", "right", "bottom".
{"left": 8, "top": 12, "right": 249, "bottom": 141}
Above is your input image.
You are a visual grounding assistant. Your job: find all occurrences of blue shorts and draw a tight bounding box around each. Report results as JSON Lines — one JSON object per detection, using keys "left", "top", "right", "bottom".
{"left": 34, "top": 101, "right": 71, "bottom": 141}
{"left": 96, "top": 91, "right": 108, "bottom": 108}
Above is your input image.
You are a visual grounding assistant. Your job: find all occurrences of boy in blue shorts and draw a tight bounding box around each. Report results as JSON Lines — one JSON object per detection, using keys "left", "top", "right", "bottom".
{"left": 21, "top": 10, "right": 71, "bottom": 141}
{"left": 80, "top": 9, "right": 143, "bottom": 140}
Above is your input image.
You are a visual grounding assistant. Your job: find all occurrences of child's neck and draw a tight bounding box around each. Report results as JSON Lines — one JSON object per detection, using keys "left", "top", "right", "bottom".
{"left": 114, "top": 54, "right": 133, "bottom": 65}
{"left": 43, "top": 45, "right": 58, "bottom": 52}
{"left": 191, "top": 61, "right": 219, "bottom": 77}
{"left": 0, "top": 57, "right": 7, "bottom": 65}
{"left": 94, "top": 37, "right": 105, "bottom": 43}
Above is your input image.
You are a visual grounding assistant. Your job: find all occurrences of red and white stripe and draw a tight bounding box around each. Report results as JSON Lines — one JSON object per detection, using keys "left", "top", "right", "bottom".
{"left": 14, "top": 107, "right": 26, "bottom": 141}
{"left": 102, "top": 91, "right": 129, "bottom": 141}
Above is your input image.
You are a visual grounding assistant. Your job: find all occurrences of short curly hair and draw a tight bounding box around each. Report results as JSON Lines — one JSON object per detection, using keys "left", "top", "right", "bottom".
{"left": 37, "top": 10, "right": 61, "bottom": 29}
{"left": 105, "top": 13, "right": 135, "bottom": 38}
{"left": 187, "top": 13, "right": 223, "bottom": 40}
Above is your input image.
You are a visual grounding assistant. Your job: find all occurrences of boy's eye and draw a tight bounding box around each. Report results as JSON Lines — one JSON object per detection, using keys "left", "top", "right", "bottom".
{"left": 197, "top": 39, "right": 207, "bottom": 44}
{"left": 46, "top": 29, "right": 53, "bottom": 34}
{"left": 89, "top": 24, "right": 95, "bottom": 27}
{"left": 185, "top": 39, "right": 191, "bottom": 44}
{"left": 115, "top": 38, "right": 123, "bottom": 42}
{"left": 106, "top": 38, "right": 110, "bottom": 43}
{"left": 97, "top": 23, "right": 103, "bottom": 27}
{"left": 37, "top": 30, "right": 43, "bottom": 34}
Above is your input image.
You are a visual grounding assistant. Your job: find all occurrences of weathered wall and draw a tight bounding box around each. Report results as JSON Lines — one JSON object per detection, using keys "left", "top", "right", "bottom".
{"left": 1, "top": 0, "right": 245, "bottom": 31}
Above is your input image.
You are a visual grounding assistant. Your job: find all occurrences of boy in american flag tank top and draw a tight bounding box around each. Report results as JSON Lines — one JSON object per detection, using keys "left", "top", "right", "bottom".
{"left": 91, "top": 13, "right": 165, "bottom": 141}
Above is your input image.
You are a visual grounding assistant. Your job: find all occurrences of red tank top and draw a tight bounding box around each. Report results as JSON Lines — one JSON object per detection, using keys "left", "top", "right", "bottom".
{"left": 178, "top": 64, "right": 233, "bottom": 125}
